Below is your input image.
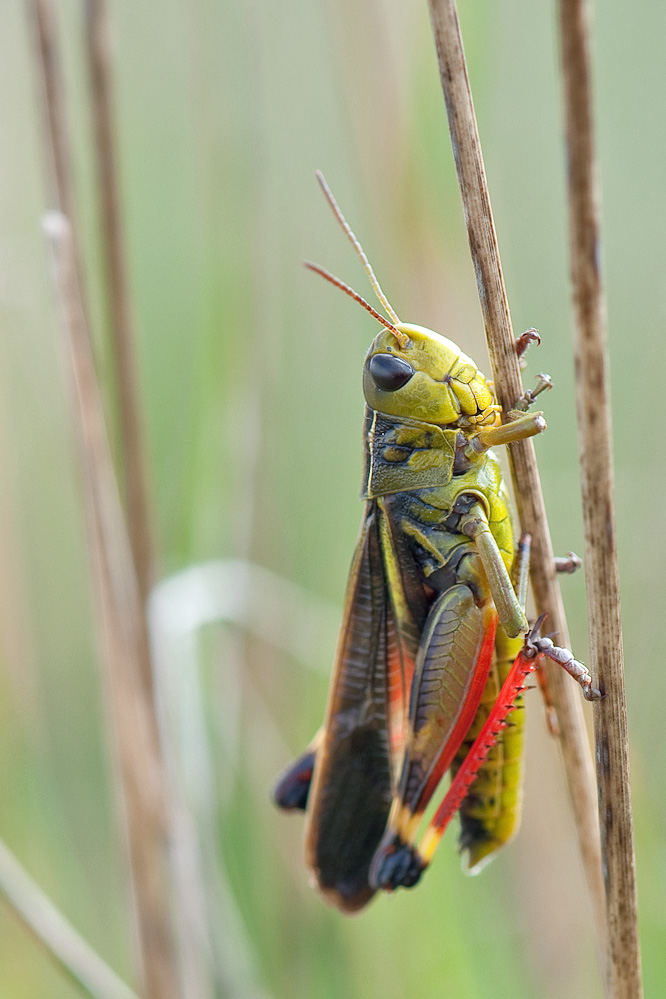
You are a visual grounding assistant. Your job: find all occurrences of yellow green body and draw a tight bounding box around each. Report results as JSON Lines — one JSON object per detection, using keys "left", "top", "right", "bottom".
{"left": 276, "top": 318, "right": 538, "bottom": 910}
{"left": 360, "top": 322, "right": 531, "bottom": 874}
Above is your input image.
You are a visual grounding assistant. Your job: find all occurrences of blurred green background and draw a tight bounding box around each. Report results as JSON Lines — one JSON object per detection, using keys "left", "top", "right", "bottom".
{"left": 0, "top": 0, "right": 664, "bottom": 996}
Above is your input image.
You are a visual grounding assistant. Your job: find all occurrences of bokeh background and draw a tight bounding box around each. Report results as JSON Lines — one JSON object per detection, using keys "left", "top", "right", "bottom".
{"left": 1, "top": 0, "right": 664, "bottom": 997}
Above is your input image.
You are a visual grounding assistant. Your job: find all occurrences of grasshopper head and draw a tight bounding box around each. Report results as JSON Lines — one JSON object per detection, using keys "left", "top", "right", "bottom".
{"left": 363, "top": 324, "right": 497, "bottom": 428}
{"left": 305, "top": 174, "right": 498, "bottom": 429}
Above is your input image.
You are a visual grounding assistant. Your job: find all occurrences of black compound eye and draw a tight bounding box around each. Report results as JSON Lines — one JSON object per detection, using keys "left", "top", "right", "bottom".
{"left": 368, "top": 353, "right": 414, "bottom": 392}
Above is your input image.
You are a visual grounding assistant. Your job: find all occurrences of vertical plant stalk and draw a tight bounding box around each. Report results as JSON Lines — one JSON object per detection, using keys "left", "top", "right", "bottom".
{"left": 44, "top": 208, "right": 180, "bottom": 999}
{"left": 30, "top": 0, "right": 75, "bottom": 222}
{"left": 558, "top": 1, "right": 643, "bottom": 996}
{"left": 31, "top": 2, "right": 181, "bottom": 996}
{"left": 84, "top": 8, "right": 221, "bottom": 996}
{"left": 0, "top": 838, "right": 139, "bottom": 999}
{"left": 426, "top": 0, "right": 607, "bottom": 960}
{"left": 84, "top": 0, "right": 155, "bottom": 620}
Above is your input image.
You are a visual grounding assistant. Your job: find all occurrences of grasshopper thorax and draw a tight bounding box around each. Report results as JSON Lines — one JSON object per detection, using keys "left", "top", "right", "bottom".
{"left": 363, "top": 324, "right": 497, "bottom": 429}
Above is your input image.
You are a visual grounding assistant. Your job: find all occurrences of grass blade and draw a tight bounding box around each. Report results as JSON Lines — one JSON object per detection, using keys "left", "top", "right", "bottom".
{"left": 83, "top": 0, "right": 155, "bottom": 612}
{"left": 0, "top": 838, "right": 139, "bottom": 999}
{"left": 558, "top": 0, "right": 643, "bottom": 994}
{"left": 42, "top": 204, "right": 180, "bottom": 999}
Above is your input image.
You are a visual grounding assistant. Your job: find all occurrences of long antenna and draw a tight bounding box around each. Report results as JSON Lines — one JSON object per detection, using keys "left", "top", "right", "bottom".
{"left": 315, "top": 171, "right": 401, "bottom": 325}
{"left": 304, "top": 262, "right": 409, "bottom": 347}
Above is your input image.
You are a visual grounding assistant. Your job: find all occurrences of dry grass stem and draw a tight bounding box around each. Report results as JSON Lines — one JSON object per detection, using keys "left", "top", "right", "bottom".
{"left": 44, "top": 207, "right": 180, "bottom": 999}
{"left": 31, "top": 0, "right": 75, "bottom": 221}
{"left": 84, "top": 0, "right": 155, "bottom": 617}
{"left": 558, "top": 1, "right": 643, "bottom": 995}
{"left": 426, "top": 0, "right": 607, "bottom": 961}
{"left": 31, "top": 2, "right": 181, "bottom": 992}
{"left": 30, "top": 0, "right": 90, "bottom": 309}
{"left": 0, "top": 838, "right": 139, "bottom": 999}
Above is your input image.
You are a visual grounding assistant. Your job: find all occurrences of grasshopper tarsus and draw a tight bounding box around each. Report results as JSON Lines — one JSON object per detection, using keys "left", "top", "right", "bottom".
{"left": 554, "top": 551, "right": 583, "bottom": 574}
{"left": 273, "top": 748, "right": 316, "bottom": 811}
{"left": 514, "top": 327, "right": 541, "bottom": 358}
{"left": 527, "top": 622, "right": 603, "bottom": 701}
{"left": 370, "top": 836, "right": 425, "bottom": 892}
{"left": 514, "top": 372, "right": 553, "bottom": 412}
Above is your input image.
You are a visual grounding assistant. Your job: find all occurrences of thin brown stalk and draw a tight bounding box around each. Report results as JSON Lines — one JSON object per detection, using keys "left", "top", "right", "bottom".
{"left": 44, "top": 206, "right": 180, "bottom": 999}
{"left": 0, "top": 838, "right": 139, "bottom": 999}
{"left": 31, "top": 0, "right": 75, "bottom": 221}
{"left": 426, "top": 0, "right": 607, "bottom": 963}
{"left": 83, "top": 0, "right": 155, "bottom": 616}
{"left": 558, "top": 1, "right": 643, "bottom": 996}
{"left": 31, "top": 3, "right": 181, "bottom": 990}
{"left": 31, "top": 0, "right": 90, "bottom": 314}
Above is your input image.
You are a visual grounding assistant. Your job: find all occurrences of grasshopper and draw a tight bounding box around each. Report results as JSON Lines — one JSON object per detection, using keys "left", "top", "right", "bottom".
{"left": 274, "top": 174, "right": 600, "bottom": 913}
